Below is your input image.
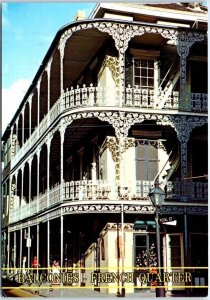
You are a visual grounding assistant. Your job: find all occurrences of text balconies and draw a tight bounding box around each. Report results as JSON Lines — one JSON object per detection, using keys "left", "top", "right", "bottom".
{"left": 8, "top": 179, "right": 208, "bottom": 224}
{"left": 10, "top": 84, "right": 208, "bottom": 169}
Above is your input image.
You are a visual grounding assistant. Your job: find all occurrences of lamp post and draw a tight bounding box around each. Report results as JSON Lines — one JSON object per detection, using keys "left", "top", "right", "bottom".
{"left": 148, "top": 182, "right": 166, "bottom": 297}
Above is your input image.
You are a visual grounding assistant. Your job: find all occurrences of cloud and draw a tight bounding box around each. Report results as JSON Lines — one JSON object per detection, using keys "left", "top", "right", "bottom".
{"left": 2, "top": 79, "right": 31, "bottom": 133}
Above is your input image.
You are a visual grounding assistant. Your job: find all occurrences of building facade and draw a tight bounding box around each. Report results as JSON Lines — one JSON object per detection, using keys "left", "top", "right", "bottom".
{"left": 2, "top": 3, "right": 208, "bottom": 296}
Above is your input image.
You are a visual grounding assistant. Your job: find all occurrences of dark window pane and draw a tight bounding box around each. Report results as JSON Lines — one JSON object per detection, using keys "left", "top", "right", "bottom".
{"left": 141, "top": 60, "right": 147, "bottom": 67}
{"left": 141, "top": 78, "right": 147, "bottom": 87}
{"left": 134, "top": 78, "right": 140, "bottom": 86}
{"left": 141, "top": 69, "right": 147, "bottom": 77}
{"left": 136, "top": 235, "right": 147, "bottom": 246}
{"left": 134, "top": 60, "right": 141, "bottom": 67}
{"left": 148, "top": 78, "right": 154, "bottom": 87}
{"left": 148, "top": 69, "right": 154, "bottom": 77}
{"left": 134, "top": 67, "right": 140, "bottom": 76}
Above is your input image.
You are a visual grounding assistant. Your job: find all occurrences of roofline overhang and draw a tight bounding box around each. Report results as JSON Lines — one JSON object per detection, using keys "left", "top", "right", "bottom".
{"left": 90, "top": 3, "right": 208, "bottom": 22}
{"left": 2, "top": 18, "right": 207, "bottom": 141}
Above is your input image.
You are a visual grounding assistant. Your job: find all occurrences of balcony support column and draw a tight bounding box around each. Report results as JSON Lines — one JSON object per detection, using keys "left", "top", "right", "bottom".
{"left": 27, "top": 226, "right": 30, "bottom": 273}
{"left": 14, "top": 172, "right": 18, "bottom": 208}
{"left": 20, "top": 228, "right": 22, "bottom": 269}
{"left": 37, "top": 224, "right": 39, "bottom": 276}
{"left": 22, "top": 108, "right": 25, "bottom": 146}
{"left": 46, "top": 136, "right": 52, "bottom": 207}
{"left": 60, "top": 215, "right": 64, "bottom": 272}
{"left": 59, "top": 125, "right": 66, "bottom": 201}
{"left": 176, "top": 32, "right": 205, "bottom": 111}
{"left": 36, "top": 149, "right": 41, "bottom": 213}
{"left": 21, "top": 166, "right": 24, "bottom": 208}
{"left": 13, "top": 231, "right": 17, "bottom": 272}
{"left": 60, "top": 47, "right": 64, "bottom": 94}
{"left": 47, "top": 220, "right": 50, "bottom": 270}
{"left": 118, "top": 52, "right": 125, "bottom": 107}
{"left": 9, "top": 176, "right": 13, "bottom": 213}
{"left": 28, "top": 97, "right": 32, "bottom": 138}
{"left": 7, "top": 230, "right": 10, "bottom": 275}
{"left": 28, "top": 158, "right": 32, "bottom": 215}
{"left": 46, "top": 58, "right": 52, "bottom": 113}
{"left": 10, "top": 126, "right": 14, "bottom": 159}
{"left": 15, "top": 119, "right": 19, "bottom": 154}
{"left": 6, "top": 181, "right": 9, "bottom": 216}
{"left": 37, "top": 79, "right": 41, "bottom": 136}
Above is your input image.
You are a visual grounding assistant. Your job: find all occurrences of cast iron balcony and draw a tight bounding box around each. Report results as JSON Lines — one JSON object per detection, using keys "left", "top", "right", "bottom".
{"left": 10, "top": 84, "right": 208, "bottom": 169}
{"left": 8, "top": 180, "right": 207, "bottom": 224}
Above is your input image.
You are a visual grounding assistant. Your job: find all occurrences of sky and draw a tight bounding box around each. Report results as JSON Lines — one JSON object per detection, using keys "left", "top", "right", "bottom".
{"left": 2, "top": 2, "right": 96, "bottom": 133}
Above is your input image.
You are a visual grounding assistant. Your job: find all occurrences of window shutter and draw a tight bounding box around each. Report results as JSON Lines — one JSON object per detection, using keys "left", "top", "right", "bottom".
{"left": 136, "top": 142, "right": 159, "bottom": 181}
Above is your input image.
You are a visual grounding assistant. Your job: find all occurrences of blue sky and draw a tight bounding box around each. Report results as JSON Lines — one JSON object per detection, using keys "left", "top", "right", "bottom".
{"left": 2, "top": 2, "right": 96, "bottom": 132}
{"left": 3, "top": 2, "right": 96, "bottom": 88}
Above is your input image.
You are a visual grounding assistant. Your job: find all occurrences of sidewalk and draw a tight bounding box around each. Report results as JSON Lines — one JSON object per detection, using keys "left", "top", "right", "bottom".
{"left": 3, "top": 276, "right": 189, "bottom": 298}
{"left": 19, "top": 282, "right": 183, "bottom": 298}
{"left": 17, "top": 280, "right": 159, "bottom": 298}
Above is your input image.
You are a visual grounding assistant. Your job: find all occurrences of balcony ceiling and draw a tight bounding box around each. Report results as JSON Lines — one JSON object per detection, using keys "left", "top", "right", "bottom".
{"left": 64, "top": 29, "right": 109, "bottom": 84}
{"left": 131, "top": 32, "right": 166, "bottom": 47}
{"left": 48, "top": 118, "right": 111, "bottom": 163}
{"left": 63, "top": 28, "right": 168, "bottom": 86}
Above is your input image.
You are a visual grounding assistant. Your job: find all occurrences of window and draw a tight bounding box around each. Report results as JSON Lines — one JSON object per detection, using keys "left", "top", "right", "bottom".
{"left": 136, "top": 141, "right": 159, "bottom": 181}
{"left": 135, "top": 234, "right": 157, "bottom": 268}
{"left": 134, "top": 59, "right": 154, "bottom": 88}
{"left": 125, "top": 58, "right": 155, "bottom": 89}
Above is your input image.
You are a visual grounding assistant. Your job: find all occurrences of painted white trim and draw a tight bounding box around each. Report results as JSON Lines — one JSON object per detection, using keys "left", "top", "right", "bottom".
{"left": 93, "top": 3, "right": 207, "bottom": 23}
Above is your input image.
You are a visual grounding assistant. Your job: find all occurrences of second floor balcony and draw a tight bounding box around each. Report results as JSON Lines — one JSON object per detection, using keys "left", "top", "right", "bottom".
{"left": 8, "top": 179, "right": 208, "bottom": 224}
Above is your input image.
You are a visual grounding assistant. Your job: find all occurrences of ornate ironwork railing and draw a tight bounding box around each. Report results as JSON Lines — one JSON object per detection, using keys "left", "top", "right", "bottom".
{"left": 10, "top": 84, "right": 207, "bottom": 169}
{"left": 166, "top": 181, "right": 208, "bottom": 200}
{"left": 8, "top": 180, "right": 207, "bottom": 224}
{"left": 190, "top": 93, "right": 208, "bottom": 112}
{"left": 124, "top": 86, "right": 155, "bottom": 108}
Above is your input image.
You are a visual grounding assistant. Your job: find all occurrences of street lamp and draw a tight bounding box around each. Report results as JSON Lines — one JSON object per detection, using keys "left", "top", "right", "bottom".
{"left": 148, "top": 182, "right": 166, "bottom": 297}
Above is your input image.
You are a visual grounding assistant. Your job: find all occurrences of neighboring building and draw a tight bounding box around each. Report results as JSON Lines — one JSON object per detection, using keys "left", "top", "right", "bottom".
{"left": 2, "top": 2, "right": 208, "bottom": 296}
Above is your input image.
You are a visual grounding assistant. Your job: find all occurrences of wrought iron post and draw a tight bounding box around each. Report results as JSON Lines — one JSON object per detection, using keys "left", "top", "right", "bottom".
{"left": 155, "top": 208, "right": 166, "bottom": 297}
